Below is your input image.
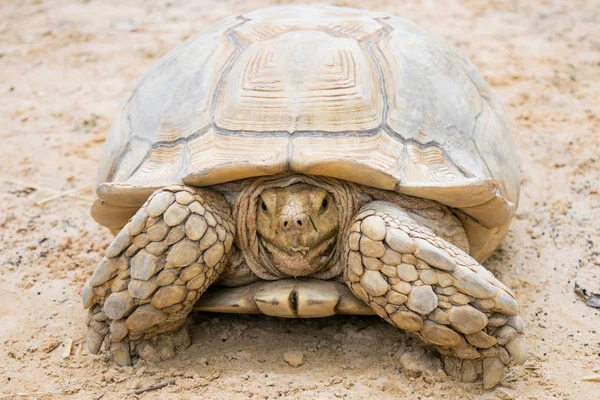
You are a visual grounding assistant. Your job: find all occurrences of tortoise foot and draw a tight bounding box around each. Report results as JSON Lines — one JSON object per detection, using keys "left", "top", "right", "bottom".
{"left": 130, "top": 324, "right": 191, "bottom": 365}
{"left": 439, "top": 314, "right": 526, "bottom": 388}
{"left": 87, "top": 304, "right": 190, "bottom": 366}
{"left": 345, "top": 201, "right": 527, "bottom": 389}
{"left": 82, "top": 185, "right": 234, "bottom": 365}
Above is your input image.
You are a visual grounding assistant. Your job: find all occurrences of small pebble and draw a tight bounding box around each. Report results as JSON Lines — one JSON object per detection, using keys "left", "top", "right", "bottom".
{"left": 283, "top": 351, "right": 305, "bottom": 367}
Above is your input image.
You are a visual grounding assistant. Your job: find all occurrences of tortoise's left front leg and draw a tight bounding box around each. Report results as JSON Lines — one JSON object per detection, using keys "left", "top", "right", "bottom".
{"left": 343, "top": 201, "right": 527, "bottom": 389}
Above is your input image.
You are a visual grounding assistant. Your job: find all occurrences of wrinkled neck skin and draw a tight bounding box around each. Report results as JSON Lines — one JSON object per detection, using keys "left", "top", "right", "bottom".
{"left": 232, "top": 174, "right": 368, "bottom": 281}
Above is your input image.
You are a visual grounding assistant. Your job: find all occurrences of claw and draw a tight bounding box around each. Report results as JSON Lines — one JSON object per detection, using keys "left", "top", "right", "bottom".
{"left": 442, "top": 355, "right": 462, "bottom": 379}
{"left": 505, "top": 335, "right": 527, "bottom": 365}
{"left": 460, "top": 359, "right": 479, "bottom": 383}
{"left": 111, "top": 342, "right": 131, "bottom": 366}
{"left": 495, "top": 325, "right": 518, "bottom": 345}
{"left": 171, "top": 325, "right": 191, "bottom": 350}
{"left": 82, "top": 283, "right": 94, "bottom": 309}
{"left": 507, "top": 315, "right": 525, "bottom": 333}
{"left": 136, "top": 340, "right": 162, "bottom": 364}
{"left": 156, "top": 334, "right": 176, "bottom": 361}
{"left": 482, "top": 357, "right": 505, "bottom": 389}
{"left": 87, "top": 328, "right": 105, "bottom": 354}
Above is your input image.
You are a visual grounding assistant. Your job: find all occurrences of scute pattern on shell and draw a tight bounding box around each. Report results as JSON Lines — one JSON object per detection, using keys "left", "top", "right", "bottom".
{"left": 91, "top": 5, "right": 519, "bottom": 264}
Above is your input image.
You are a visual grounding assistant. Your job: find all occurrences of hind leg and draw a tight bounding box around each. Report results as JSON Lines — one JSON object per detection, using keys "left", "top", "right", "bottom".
{"left": 82, "top": 185, "right": 234, "bottom": 365}
{"left": 344, "top": 201, "right": 526, "bottom": 389}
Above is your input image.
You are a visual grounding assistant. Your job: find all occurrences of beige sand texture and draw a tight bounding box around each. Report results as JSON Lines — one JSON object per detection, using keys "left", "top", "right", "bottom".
{"left": 1, "top": 0, "right": 599, "bottom": 399}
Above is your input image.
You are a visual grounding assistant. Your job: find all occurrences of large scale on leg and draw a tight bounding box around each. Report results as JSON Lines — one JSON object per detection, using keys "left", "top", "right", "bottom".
{"left": 84, "top": 5, "right": 526, "bottom": 389}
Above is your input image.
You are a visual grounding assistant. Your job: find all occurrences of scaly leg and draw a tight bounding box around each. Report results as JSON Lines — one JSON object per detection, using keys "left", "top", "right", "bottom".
{"left": 82, "top": 185, "right": 234, "bottom": 365}
{"left": 344, "top": 201, "right": 526, "bottom": 388}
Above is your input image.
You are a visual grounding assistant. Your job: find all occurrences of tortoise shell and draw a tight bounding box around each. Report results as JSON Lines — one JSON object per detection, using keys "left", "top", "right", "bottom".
{"left": 92, "top": 5, "right": 519, "bottom": 262}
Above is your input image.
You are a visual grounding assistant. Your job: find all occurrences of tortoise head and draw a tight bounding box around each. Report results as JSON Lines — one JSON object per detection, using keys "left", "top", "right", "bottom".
{"left": 256, "top": 183, "right": 339, "bottom": 276}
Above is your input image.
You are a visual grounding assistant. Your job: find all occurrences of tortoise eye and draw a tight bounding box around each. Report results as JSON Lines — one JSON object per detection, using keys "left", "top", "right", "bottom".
{"left": 320, "top": 197, "right": 328, "bottom": 214}
{"left": 260, "top": 199, "right": 269, "bottom": 214}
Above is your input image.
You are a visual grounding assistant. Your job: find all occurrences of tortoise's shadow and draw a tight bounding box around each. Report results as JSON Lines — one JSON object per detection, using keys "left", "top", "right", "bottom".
{"left": 147, "top": 312, "right": 436, "bottom": 376}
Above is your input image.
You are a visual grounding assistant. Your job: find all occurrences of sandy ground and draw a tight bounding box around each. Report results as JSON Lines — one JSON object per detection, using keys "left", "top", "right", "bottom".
{"left": 1, "top": 0, "right": 599, "bottom": 398}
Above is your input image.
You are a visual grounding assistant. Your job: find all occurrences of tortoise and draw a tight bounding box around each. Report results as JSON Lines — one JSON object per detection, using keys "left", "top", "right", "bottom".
{"left": 82, "top": 5, "right": 526, "bottom": 388}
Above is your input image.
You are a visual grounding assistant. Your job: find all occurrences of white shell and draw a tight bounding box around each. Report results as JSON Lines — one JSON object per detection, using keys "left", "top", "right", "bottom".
{"left": 92, "top": 5, "right": 519, "bottom": 261}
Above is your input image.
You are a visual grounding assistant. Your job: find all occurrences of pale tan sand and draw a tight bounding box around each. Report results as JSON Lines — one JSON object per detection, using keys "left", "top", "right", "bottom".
{"left": 0, "top": 1, "right": 599, "bottom": 398}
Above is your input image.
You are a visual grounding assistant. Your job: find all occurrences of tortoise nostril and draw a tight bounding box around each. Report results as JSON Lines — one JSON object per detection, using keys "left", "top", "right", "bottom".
{"left": 279, "top": 215, "right": 308, "bottom": 232}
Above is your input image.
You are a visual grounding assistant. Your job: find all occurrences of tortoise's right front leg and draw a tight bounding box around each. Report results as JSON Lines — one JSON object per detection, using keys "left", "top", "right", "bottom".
{"left": 82, "top": 185, "right": 234, "bottom": 365}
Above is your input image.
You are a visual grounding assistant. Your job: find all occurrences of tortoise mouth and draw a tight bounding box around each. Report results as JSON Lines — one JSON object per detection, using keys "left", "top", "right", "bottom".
{"left": 260, "top": 235, "right": 338, "bottom": 277}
